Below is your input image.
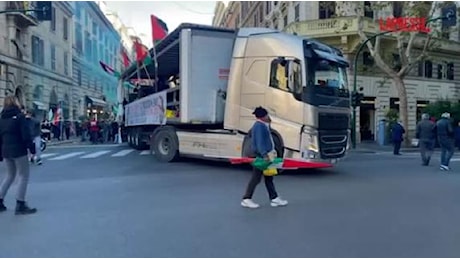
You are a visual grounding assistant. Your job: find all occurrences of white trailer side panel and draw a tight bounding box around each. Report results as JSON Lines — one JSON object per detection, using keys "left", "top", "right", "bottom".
{"left": 180, "top": 29, "right": 235, "bottom": 124}
{"left": 125, "top": 91, "right": 167, "bottom": 127}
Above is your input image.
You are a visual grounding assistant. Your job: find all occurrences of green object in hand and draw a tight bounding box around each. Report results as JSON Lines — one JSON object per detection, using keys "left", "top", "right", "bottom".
{"left": 252, "top": 157, "right": 284, "bottom": 171}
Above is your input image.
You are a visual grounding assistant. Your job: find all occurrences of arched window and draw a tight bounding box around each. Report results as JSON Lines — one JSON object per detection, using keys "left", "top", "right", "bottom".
{"left": 33, "top": 85, "right": 44, "bottom": 101}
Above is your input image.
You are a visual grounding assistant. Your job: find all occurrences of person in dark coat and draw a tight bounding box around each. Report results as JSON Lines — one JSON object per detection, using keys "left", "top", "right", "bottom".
{"left": 0, "top": 96, "right": 37, "bottom": 215}
{"left": 391, "top": 120, "right": 405, "bottom": 155}
{"left": 435, "top": 112, "right": 455, "bottom": 171}
{"left": 416, "top": 113, "right": 436, "bottom": 166}
{"left": 89, "top": 117, "right": 99, "bottom": 144}
{"left": 241, "top": 106, "right": 288, "bottom": 209}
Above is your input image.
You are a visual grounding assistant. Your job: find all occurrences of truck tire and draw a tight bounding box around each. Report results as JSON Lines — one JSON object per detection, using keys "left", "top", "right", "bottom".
{"left": 152, "top": 128, "right": 179, "bottom": 162}
{"left": 127, "top": 131, "right": 133, "bottom": 147}
{"left": 133, "top": 131, "right": 140, "bottom": 150}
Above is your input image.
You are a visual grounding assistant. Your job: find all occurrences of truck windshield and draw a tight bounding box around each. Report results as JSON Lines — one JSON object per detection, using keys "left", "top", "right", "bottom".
{"left": 298, "top": 57, "right": 350, "bottom": 108}
{"left": 313, "top": 60, "right": 348, "bottom": 89}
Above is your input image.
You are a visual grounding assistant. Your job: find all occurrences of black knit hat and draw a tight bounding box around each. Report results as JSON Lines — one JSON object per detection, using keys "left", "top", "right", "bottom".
{"left": 252, "top": 106, "right": 268, "bottom": 118}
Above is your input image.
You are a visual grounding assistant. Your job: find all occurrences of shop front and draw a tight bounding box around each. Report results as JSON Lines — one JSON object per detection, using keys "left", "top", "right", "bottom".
{"left": 85, "top": 96, "right": 107, "bottom": 120}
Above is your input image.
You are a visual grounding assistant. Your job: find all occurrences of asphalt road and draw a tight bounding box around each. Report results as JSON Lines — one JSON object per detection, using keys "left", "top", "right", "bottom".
{"left": 0, "top": 145, "right": 460, "bottom": 257}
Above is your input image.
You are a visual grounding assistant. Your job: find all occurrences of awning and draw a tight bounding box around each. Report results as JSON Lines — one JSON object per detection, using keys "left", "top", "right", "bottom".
{"left": 86, "top": 96, "right": 107, "bottom": 107}
{"left": 33, "top": 101, "right": 46, "bottom": 110}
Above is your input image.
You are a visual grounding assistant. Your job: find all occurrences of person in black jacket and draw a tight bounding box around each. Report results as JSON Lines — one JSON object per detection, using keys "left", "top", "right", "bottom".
{"left": 0, "top": 96, "right": 37, "bottom": 215}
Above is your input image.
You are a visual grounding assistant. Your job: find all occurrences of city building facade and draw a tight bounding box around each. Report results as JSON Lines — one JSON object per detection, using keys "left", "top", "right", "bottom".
{"left": 95, "top": 1, "right": 134, "bottom": 62}
{"left": 0, "top": 1, "right": 73, "bottom": 121}
{"left": 70, "top": 1, "right": 121, "bottom": 121}
{"left": 217, "top": 1, "right": 460, "bottom": 142}
{"left": 212, "top": 1, "right": 228, "bottom": 27}
{"left": 220, "top": 1, "right": 241, "bottom": 29}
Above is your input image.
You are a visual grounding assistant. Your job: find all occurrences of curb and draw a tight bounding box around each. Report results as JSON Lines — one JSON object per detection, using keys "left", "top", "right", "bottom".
{"left": 47, "top": 140, "right": 79, "bottom": 147}
{"left": 352, "top": 148, "right": 420, "bottom": 154}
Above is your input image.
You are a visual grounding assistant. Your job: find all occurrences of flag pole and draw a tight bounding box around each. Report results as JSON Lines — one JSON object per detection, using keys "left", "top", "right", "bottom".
{"left": 152, "top": 41, "right": 159, "bottom": 92}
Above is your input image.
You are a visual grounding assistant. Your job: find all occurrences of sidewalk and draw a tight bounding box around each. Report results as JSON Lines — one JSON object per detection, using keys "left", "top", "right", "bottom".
{"left": 353, "top": 142, "right": 420, "bottom": 154}
{"left": 46, "top": 137, "right": 81, "bottom": 147}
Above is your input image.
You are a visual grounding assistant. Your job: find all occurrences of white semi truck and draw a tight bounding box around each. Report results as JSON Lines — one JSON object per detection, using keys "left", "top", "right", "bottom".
{"left": 120, "top": 23, "right": 351, "bottom": 166}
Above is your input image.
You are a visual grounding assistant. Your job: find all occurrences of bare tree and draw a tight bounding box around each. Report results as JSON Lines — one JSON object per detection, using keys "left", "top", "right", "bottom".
{"left": 340, "top": 1, "right": 456, "bottom": 145}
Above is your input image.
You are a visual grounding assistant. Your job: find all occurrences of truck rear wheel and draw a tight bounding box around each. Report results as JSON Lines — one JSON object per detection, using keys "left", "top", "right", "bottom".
{"left": 152, "top": 128, "right": 179, "bottom": 162}
{"left": 127, "top": 131, "right": 133, "bottom": 147}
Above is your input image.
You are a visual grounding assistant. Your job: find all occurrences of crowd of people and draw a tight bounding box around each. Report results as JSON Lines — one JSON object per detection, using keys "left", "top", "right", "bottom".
{"left": 79, "top": 117, "right": 120, "bottom": 145}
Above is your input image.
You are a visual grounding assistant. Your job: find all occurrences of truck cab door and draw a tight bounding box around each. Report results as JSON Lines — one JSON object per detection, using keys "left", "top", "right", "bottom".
{"left": 265, "top": 58, "right": 302, "bottom": 121}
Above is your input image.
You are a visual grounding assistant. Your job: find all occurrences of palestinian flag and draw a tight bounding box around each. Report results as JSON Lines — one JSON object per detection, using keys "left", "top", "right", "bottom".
{"left": 99, "top": 61, "right": 121, "bottom": 78}
{"left": 121, "top": 48, "right": 131, "bottom": 68}
{"left": 229, "top": 157, "right": 333, "bottom": 170}
{"left": 134, "top": 40, "right": 151, "bottom": 64}
{"left": 150, "top": 14, "right": 168, "bottom": 43}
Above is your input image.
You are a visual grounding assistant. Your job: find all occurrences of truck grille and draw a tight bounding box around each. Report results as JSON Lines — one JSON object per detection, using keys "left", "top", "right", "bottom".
{"left": 318, "top": 130, "right": 348, "bottom": 159}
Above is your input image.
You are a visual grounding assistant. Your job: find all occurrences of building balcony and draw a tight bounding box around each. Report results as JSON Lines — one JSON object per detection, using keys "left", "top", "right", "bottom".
{"left": 283, "top": 16, "right": 460, "bottom": 54}
{"left": 5, "top": 1, "right": 39, "bottom": 27}
{"left": 284, "top": 16, "right": 379, "bottom": 38}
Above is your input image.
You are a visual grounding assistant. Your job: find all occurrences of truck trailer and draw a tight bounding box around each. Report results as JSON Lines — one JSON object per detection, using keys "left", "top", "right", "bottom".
{"left": 120, "top": 23, "right": 351, "bottom": 166}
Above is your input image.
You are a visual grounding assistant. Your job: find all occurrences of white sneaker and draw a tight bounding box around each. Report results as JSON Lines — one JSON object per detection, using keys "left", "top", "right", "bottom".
{"left": 241, "top": 199, "right": 260, "bottom": 209}
{"left": 271, "top": 197, "right": 288, "bottom": 207}
{"left": 440, "top": 165, "right": 450, "bottom": 171}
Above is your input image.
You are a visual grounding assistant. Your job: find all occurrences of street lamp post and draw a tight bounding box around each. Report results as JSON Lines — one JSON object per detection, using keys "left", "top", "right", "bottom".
{"left": 351, "top": 13, "right": 455, "bottom": 149}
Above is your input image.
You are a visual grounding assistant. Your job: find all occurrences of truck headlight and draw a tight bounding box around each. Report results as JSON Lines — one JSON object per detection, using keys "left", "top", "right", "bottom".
{"left": 302, "top": 127, "right": 319, "bottom": 153}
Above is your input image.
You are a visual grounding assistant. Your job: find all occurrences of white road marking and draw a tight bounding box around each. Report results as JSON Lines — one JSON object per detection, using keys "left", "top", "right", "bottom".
{"left": 80, "top": 150, "right": 111, "bottom": 159}
{"left": 111, "top": 149, "right": 135, "bottom": 157}
{"left": 49, "top": 152, "right": 86, "bottom": 160}
{"left": 40, "top": 153, "right": 57, "bottom": 158}
{"left": 140, "top": 150, "right": 151, "bottom": 155}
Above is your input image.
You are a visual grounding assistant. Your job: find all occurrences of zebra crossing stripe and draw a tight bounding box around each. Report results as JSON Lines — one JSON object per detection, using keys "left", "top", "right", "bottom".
{"left": 41, "top": 153, "right": 57, "bottom": 158}
{"left": 80, "top": 150, "right": 111, "bottom": 159}
{"left": 49, "top": 152, "right": 86, "bottom": 160}
{"left": 140, "top": 150, "right": 151, "bottom": 155}
{"left": 111, "top": 149, "right": 135, "bottom": 157}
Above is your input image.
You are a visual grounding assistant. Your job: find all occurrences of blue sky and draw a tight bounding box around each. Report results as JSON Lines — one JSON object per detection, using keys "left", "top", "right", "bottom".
{"left": 106, "top": 1, "right": 217, "bottom": 47}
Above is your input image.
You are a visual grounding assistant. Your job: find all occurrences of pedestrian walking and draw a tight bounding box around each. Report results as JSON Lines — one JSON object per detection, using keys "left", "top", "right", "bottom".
{"left": 25, "top": 111, "right": 43, "bottom": 165}
{"left": 0, "top": 96, "right": 37, "bottom": 215}
{"left": 435, "top": 112, "right": 455, "bottom": 171}
{"left": 89, "top": 117, "right": 99, "bottom": 144}
{"left": 391, "top": 120, "right": 406, "bottom": 155}
{"left": 416, "top": 113, "right": 436, "bottom": 166}
{"left": 241, "top": 106, "right": 288, "bottom": 209}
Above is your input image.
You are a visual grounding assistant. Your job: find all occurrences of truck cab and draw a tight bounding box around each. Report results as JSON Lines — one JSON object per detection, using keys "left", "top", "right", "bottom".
{"left": 225, "top": 28, "right": 350, "bottom": 163}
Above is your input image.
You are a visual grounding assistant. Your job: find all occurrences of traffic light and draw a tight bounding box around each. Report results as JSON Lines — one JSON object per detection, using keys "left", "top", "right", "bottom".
{"left": 351, "top": 91, "right": 364, "bottom": 107}
{"left": 36, "top": 1, "right": 52, "bottom": 21}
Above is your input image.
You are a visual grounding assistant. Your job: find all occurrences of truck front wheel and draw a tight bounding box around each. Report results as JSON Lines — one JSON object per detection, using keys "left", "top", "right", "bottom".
{"left": 152, "top": 128, "right": 179, "bottom": 162}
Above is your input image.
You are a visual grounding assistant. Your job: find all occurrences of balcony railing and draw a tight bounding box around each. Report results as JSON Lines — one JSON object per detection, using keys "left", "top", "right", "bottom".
{"left": 5, "top": 1, "right": 39, "bottom": 27}
{"left": 283, "top": 16, "right": 460, "bottom": 53}
{"left": 284, "top": 16, "right": 381, "bottom": 37}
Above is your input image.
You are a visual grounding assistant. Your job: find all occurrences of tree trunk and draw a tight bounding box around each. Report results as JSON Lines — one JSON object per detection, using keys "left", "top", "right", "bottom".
{"left": 392, "top": 77, "right": 410, "bottom": 147}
